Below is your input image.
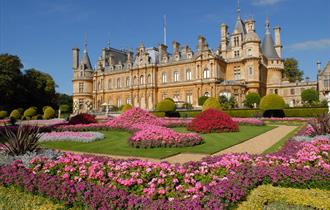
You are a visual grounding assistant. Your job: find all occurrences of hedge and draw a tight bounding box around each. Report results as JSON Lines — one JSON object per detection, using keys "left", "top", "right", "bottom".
{"left": 0, "top": 110, "right": 8, "bottom": 119}
{"left": 237, "top": 185, "right": 330, "bottom": 210}
{"left": 0, "top": 185, "right": 64, "bottom": 210}
{"left": 151, "top": 107, "right": 328, "bottom": 118}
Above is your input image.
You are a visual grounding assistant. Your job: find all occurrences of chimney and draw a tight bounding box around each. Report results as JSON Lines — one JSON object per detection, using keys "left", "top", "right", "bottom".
{"left": 197, "top": 35, "right": 206, "bottom": 51}
{"left": 273, "top": 26, "right": 282, "bottom": 57}
{"left": 172, "top": 40, "right": 180, "bottom": 55}
{"left": 245, "top": 19, "right": 255, "bottom": 33}
{"left": 102, "top": 48, "right": 107, "bottom": 67}
{"left": 72, "top": 48, "right": 80, "bottom": 69}
{"left": 220, "top": 24, "right": 228, "bottom": 52}
{"left": 317, "top": 61, "right": 321, "bottom": 73}
{"left": 127, "top": 50, "right": 133, "bottom": 63}
{"left": 158, "top": 44, "right": 168, "bottom": 63}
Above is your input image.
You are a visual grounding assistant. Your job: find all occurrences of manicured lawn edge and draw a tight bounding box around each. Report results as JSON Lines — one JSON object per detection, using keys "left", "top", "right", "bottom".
{"left": 263, "top": 124, "right": 305, "bottom": 154}
{"left": 42, "top": 126, "right": 275, "bottom": 159}
{"left": 236, "top": 184, "right": 330, "bottom": 210}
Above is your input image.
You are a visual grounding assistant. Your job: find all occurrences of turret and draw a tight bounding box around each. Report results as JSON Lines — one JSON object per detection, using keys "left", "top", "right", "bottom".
{"left": 262, "top": 18, "right": 279, "bottom": 59}
{"left": 273, "top": 26, "right": 282, "bottom": 58}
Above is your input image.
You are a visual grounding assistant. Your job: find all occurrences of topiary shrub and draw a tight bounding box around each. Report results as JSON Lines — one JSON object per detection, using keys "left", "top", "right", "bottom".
{"left": 23, "top": 107, "right": 37, "bottom": 120}
{"left": 164, "top": 97, "right": 175, "bottom": 103}
{"left": 202, "top": 97, "right": 222, "bottom": 111}
{"left": 121, "top": 104, "right": 133, "bottom": 112}
{"left": 9, "top": 109, "right": 21, "bottom": 120}
{"left": 43, "top": 107, "right": 55, "bottom": 119}
{"left": 0, "top": 111, "right": 7, "bottom": 119}
{"left": 42, "top": 106, "right": 51, "bottom": 113}
{"left": 198, "top": 96, "right": 209, "bottom": 106}
{"left": 156, "top": 99, "right": 176, "bottom": 112}
{"left": 69, "top": 113, "right": 97, "bottom": 125}
{"left": 260, "top": 94, "right": 285, "bottom": 118}
{"left": 187, "top": 109, "right": 239, "bottom": 133}
{"left": 17, "top": 108, "right": 24, "bottom": 114}
{"left": 260, "top": 94, "right": 285, "bottom": 110}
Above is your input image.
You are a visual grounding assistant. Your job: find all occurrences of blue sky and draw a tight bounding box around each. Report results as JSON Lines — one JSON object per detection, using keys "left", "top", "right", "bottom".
{"left": 1, "top": 0, "right": 329, "bottom": 94}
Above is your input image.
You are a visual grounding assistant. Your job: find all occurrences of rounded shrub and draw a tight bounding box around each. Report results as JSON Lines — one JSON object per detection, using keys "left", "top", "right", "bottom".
{"left": 9, "top": 109, "right": 21, "bottom": 120}
{"left": 42, "top": 106, "right": 52, "bottom": 113}
{"left": 156, "top": 99, "right": 176, "bottom": 112}
{"left": 0, "top": 111, "right": 8, "bottom": 119}
{"left": 198, "top": 96, "right": 209, "bottom": 106}
{"left": 301, "top": 88, "right": 319, "bottom": 105}
{"left": 17, "top": 108, "right": 24, "bottom": 114}
{"left": 121, "top": 104, "right": 133, "bottom": 112}
{"left": 187, "top": 109, "right": 239, "bottom": 133}
{"left": 202, "top": 97, "right": 222, "bottom": 111}
{"left": 164, "top": 97, "right": 175, "bottom": 103}
{"left": 69, "top": 113, "right": 97, "bottom": 125}
{"left": 23, "top": 107, "right": 37, "bottom": 119}
{"left": 43, "top": 107, "right": 55, "bottom": 119}
{"left": 260, "top": 94, "right": 285, "bottom": 110}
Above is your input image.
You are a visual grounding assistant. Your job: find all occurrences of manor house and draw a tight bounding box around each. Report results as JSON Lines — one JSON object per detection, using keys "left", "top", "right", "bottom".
{"left": 72, "top": 6, "right": 318, "bottom": 113}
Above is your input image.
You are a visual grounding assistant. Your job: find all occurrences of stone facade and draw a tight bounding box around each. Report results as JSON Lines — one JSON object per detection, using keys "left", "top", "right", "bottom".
{"left": 72, "top": 6, "right": 319, "bottom": 113}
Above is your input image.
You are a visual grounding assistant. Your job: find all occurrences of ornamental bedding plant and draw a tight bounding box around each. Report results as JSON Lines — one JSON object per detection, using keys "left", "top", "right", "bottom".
{"left": 39, "top": 131, "right": 104, "bottom": 143}
{"left": 188, "top": 109, "right": 239, "bottom": 133}
{"left": 1, "top": 137, "right": 327, "bottom": 209}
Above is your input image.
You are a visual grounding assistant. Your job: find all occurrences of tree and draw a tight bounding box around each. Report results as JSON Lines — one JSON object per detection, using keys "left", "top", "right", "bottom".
{"left": 23, "top": 68, "right": 58, "bottom": 109}
{"left": 244, "top": 92, "right": 261, "bottom": 108}
{"left": 283, "top": 58, "right": 304, "bottom": 82}
{"left": 0, "top": 54, "right": 24, "bottom": 110}
{"left": 301, "top": 88, "right": 319, "bottom": 106}
{"left": 56, "top": 93, "right": 73, "bottom": 110}
{"left": 219, "top": 95, "right": 236, "bottom": 109}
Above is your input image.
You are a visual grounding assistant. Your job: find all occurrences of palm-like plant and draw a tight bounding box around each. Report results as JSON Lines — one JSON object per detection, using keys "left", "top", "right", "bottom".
{"left": 1, "top": 125, "right": 42, "bottom": 155}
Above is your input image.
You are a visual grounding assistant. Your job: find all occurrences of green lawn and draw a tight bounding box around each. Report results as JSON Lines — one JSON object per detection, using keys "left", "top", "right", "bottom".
{"left": 42, "top": 125, "right": 274, "bottom": 159}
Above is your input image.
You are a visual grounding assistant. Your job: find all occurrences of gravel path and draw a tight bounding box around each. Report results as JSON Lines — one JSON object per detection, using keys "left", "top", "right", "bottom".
{"left": 59, "top": 125, "right": 297, "bottom": 164}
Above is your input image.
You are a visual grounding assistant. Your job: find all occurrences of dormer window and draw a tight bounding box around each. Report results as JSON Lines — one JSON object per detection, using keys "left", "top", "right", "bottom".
{"left": 234, "top": 37, "right": 240, "bottom": 47}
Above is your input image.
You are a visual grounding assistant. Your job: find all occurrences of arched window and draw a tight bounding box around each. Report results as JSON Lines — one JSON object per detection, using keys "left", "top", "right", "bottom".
{"left": 203, "top": 68, "right": 210, "bottom": 79}
{"left": 108, "top": 79, "right": 112, "bottom": 89}
{"left": 133, "top": 76, "right": 137, "bottom": 85}
{"left": 117, "top": 98, "right": 122, "bottom": 107}
{"left": 186, "top": 69, "right": 192, "bottom": 80}
{"left": 147, "top": 74, "right": 152, "bottom": 84}
{"left": 126, "top": 77, "right": 130, "bottom": 87}
{"left": 117, "top": 78, "right": 121, "bottom": 88}
{"left": 162, "top": 72, "right": 167, "bottom": 83}
{"left": 173, "top": 71, "right": 179, "bottom": 82}
{"left": 204, "top": 92, "right": 210, "bottom": 97}
{"left": 140, "top": 75, "right": 144, "bottom": 85}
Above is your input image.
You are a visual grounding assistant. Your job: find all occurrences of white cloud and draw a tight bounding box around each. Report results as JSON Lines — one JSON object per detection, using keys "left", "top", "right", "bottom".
{"left": 251, "top": 0, "right": 284, "bottom": 6}
{"left": 288, "top": 39, "right": 330, "bottom": 51}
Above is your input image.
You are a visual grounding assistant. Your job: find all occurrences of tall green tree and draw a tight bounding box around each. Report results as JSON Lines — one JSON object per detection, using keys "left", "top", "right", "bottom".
{"left": 0, "top": 54, "right": 24, "bottom": 110}
{"left": 283, "top": 58, "right": 304, "bottom": 82}
{"left": 23, "top": 68, "right": 58, "bottom": 109}
{"left": 301, "top": 88, "right": 319, "bottom": 106}
{"left": 56, "top": 93, "right": 73, "bottom": 111}
{"left": 244, "top": 92, "right": 261, "bottom": 108}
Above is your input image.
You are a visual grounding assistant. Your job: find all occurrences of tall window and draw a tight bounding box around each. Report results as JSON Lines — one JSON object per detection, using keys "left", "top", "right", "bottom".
{"left": 203, "top": 68, "right": 210, "bottom": 79}
{"left": 162, "top": 72, "right": 167, "bottom": 83}
{"left": 78, "top": 82, "right": 84, "bottom": 93}
{"left": 133, "top": 76, "right": 137, "bottom": 86}
{"left": 324, "top": 75, "right": 330, "bottom": 88}
{"left": 101, "top": 79, "right": 104, "bottom": 90}
{"left": 234, "top": 67, "right": 241, "bottom": 80}
{"left": 186, "top": 69, "right": 192, "bottom": 80}
{"left": 126, "top": 97, "right": 131, "bottom": 105}
{"left": 147, "top": 74, "right": 152, "bottom": 84}
{"left": 117, "top": 98, "right": 122, "bottom": 107}
{"left": 140, "top": 75, "right": 144, "bottom": 85}
{"left": 234, "top": 36, "right": 239, "bottom": 46}
{"left": 108, "top": 79, "right": 112, "bottom": 89}
{"left": 248, "top": 66, "right": 253, "bottom": 75}
{"left": 126, "top": 77, "right": 130, "bottom": 87}
{"left": 234, "top": 50, "right": 240, "bottom": 58}
{"left": 186, "top": 93, "right": 192, "bottom": 104}
{"left": 117, "top": 78, "right": 121, "bottom": 88}
{"left": 97, "top": 81, "right": 101, "bottom": 90}
{"left": 290, "top": 88, "right": 295, "bottom": 95}
{"left": 173, "top": 71, "right": 179, "bottom": 82}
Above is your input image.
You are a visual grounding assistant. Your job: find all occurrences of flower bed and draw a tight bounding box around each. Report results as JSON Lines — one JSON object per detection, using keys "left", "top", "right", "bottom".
{"left": 129, "top": 125, "right": 202, "bottom": 148}
{"left": 0, "top": 137, "right": 327, "bottom": 209}
{"left": 40, "top": 131, "right": 104, "bottom": 143}
{"left": 188, "top": 109, "right": 239, "bottom": 133}
{"left": 232, "top": 118, "right": 264, "bottom": 126}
